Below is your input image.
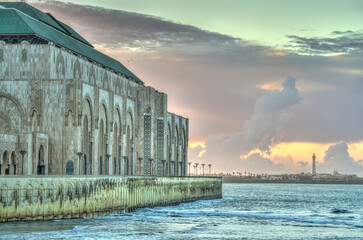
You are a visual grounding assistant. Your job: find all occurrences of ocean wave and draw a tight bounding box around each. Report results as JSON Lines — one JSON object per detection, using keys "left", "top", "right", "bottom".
{"left": 141, "top": 207, "right": 362, "bottom": 229}
{"left": 330, "top": 208, "right": 352, "bottom": 214}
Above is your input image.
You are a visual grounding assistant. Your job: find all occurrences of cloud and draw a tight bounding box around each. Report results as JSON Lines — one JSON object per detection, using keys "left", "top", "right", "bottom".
{"left": 320, "top": 142, "right": 363, "bottom": 175}
{"left": 240, "top": 153, "right": 284, "bottom": 174}
{"left": 297, "top": 161, "right": 310, "bottom": 172}
{"left": 240, "top": 76, "right": 301, "bottom": 153}
{"left": 32, "top": 1, "right": 256, "bottom": 56}
{"left": 190, "top": 77, "right": 301, "bottom": 173}
{"left": 286, "top": 30, "right": 363, "bottom": 55}
{"left": 29, "top": 1, "right": 363, "bottom": 174}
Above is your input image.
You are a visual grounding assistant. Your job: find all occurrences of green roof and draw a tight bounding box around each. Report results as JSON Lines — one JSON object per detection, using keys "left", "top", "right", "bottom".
{"left": 0, "top": 3, "right": 143, "bottom": 84}
{"left": 0, "top": 2, "right": 92, "bottom": 47}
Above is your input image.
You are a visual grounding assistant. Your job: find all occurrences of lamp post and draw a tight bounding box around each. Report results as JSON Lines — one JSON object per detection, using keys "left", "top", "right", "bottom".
{"left": 195, "top": 163, "right": 199, "bottom": 176}
{"left": 137, "top": 157, "right": 143, "bottom": 175}
{"left": 105, "top": 154, "right": 111, "bottom": 175}
{"left": 188, "top": 162, "right": 192, "bottom": 176}
{"left": 201, "top": 163, "right": 205, "bottom": 176}
{"left": 149, "top": 158, "right": 153, "bottom": 176}
{"left": 19, "top": 150, "right": 27, "bottom": 175}
{"left": 178, "top": 161, "right": 182, "bottom": 176}
{"left": 122, "top": 156, "right": 128, "bottom": 175}
{"left": 162, "top": 159, "right": 166, "bottom": 176}
{"left": 171, "top": 160, "right": 175, "bottom": 176}
{"left": 76, "top": 152, "right": 83, "bottom": 175}
{"left": 208, "top": 164, "right": 212, "bottom": 175}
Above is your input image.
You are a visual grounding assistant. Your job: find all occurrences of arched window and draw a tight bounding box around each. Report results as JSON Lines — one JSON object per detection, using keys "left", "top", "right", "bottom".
{"left": 113, "top": 122, "right": 118, "bottom": 175}
{"left": 37, "top": 145, "right": 45, "bottom": 175}
{"left": 84, "top": 154, "right": 87, "bottom": 175}
{"left": 113, "top": 157, "right": 116, "bottom": 175}
{"left": 126, "top": 111, "right": 134, "bottom": 176}
{"left": 83, "top": 97, "right": 93, "bottom": 175}
{"left": 99, "top": 119, "right": 104, "bottom": 175}
{"left": 2, "top": 151, "right": 9, "bottom": 175}
{"left": 99, "top": 156, "right": 102, "bottom": 175}
{"left": 66, "top": 160, "right": 74, "bottom": 175}
{"left": 83, "top": 115, "right": 89, "bottom": 175}
{"left": 126, "top": 125, "right": 130, "bottom": 175}
{"left": 175, "top": 127, "right": 179, "bottom": 176}
{"left": 167, "top": 123, "right": 172, "bottom": 176}
{"left": 21, "top": 49, "right": 27, "bottom": 62}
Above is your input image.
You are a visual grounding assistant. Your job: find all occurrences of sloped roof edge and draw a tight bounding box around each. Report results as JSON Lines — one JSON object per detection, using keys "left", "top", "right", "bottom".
{"left": 0, "top": 4, "right": 143, "bottom": 84}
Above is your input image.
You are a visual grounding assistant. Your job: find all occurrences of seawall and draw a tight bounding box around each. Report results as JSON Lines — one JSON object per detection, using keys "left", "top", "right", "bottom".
{"left": 0, "top": 176, "right": 222, "bottom": 222}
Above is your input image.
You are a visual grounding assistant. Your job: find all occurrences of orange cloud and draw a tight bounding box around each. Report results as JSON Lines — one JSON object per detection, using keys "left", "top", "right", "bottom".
{"left": 189, "top": 141, "right": 206, "bottom": 148}
{"left": 257, "top": 81, "right": 283, "bottom": 91}
{"left": 269, "top": 142, "right": 331, "bottom": 164}
{"left": 191, "top": 140, "right": 363, "bottom": 167}
{"left": 348, "top": 140, "right": 363, "bottom": 161}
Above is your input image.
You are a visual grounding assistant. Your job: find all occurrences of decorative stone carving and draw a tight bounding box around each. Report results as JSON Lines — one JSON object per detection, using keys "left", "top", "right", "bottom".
{"left": 0, "top": 95, "right": 23, "bottom": 134}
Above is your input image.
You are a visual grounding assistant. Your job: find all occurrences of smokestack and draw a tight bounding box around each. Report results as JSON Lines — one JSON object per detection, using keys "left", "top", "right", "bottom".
{"left": 312, "top": 153, "right": 316, "bottom": 175}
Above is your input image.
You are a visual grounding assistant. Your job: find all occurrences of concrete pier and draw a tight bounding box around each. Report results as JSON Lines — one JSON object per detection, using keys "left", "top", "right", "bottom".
{"left": 0, "top": 176, "right": 222, "bottom": 222}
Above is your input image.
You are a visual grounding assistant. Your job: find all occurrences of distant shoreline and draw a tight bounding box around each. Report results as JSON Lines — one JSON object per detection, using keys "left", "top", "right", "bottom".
{"left": 222, "top": 177, "right": 363, "bottom": 185}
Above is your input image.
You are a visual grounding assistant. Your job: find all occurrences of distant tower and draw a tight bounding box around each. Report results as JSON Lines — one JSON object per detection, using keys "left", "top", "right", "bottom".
{"left": 312, "top": 153, "right": 317, "bottom": 175}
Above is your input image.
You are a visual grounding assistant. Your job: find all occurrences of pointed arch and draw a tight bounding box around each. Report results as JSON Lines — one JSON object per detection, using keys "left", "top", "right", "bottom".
{"left": 83, "top": 96, "right": 93, "bottom": 130}
{"left": 82, "top": 115, "right": 89, "bottom": 175}
{"left": 83, "top": 95, "right": 93, "bottom": 175}
{"left": 2, "top": 151, "right": 9, "bottom": 175}
{"left": 98, "top": 101, "right": 109, "bottom": 175}
{"left": 115, "top": 105, "right": 122, "bottom": 136}
{"left": 102, "top": 72, "right": 108, "bottom": 89}
{"left": 73, "top": 60, "right": 81, "bottom": 79}
{"left": 115, "top": 77, "right": 121, "bottom": 95}
{"left": 114, "top": 106, "right": 122, "bottom": 175}
{"left": 167, "top": 122, "right": 172, "bottom": 176}
{"left": 31, "top": 109, "right": 39, "bottom": 132}
{"left": 113, "top": 122, "right": 118, "bottom": 175}
{"left": 100, "top": 101, "right": 108, "bottom": 133}
{"left": 175, "top": 126, "right": 180, "bottom": 176}
{"left": 56, "top": 52, "right": 65, "bottom": 79}
{"left": 89, "top": 66, "right": 96, "bottom": 85}
{"left": 66, "top": 110, "right": 74, "bottom": 126}
{"left": 21, "top": 49, "right": 27, "bottom": 62}
{"left": 99, "top": 119, "right": 105, "bottom": 175}
{"left": 125, "top": 110, "right": 134, "bottom": 175}
{"left": 0, "top": 93, "right": 25, "bottom": 133}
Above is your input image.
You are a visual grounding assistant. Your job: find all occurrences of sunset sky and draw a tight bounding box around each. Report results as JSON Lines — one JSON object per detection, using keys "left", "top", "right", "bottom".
{"left": 23, "top": 0, "right": 363, "bottom": 175}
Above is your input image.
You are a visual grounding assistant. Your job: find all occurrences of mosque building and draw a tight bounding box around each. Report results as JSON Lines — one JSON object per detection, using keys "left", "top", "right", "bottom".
{"left": 0, "top": 2, "right": 188, "bottom": 176}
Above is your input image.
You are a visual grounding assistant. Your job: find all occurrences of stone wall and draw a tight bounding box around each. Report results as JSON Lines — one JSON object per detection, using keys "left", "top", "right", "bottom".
{"left": 0, "top": 42, "right": 189, "bottom": 177}
{"left": 0, "top": 176, "right": 222, "bottom": 222}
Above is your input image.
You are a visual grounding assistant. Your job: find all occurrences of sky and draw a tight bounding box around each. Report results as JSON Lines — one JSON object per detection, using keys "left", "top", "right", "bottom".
{"left": 20, "top": 0, "right": 363, "bottom": 176}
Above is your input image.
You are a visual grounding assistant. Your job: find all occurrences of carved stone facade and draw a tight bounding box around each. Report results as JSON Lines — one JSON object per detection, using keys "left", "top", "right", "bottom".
{"left": 0, "top": 4, "right": 188, "bottom": 177}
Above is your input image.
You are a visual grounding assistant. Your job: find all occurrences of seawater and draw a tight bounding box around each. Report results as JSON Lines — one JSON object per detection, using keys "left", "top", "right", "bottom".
{"left": 1, "top": 183, "right": 362, "bottom": 240}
